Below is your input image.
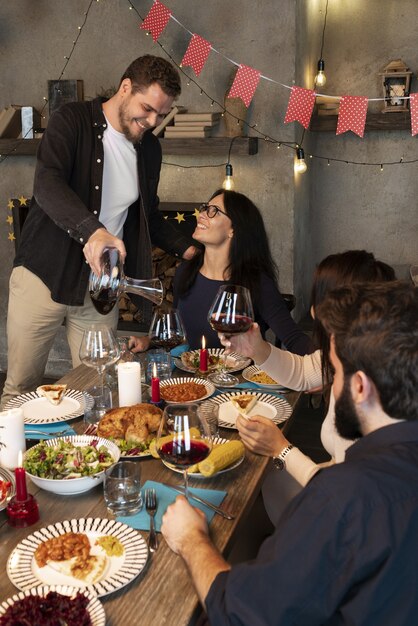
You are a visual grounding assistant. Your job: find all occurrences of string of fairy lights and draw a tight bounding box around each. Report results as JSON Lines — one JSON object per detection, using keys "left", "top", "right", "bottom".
{"left": 1, "top": 0, "right": 418, "bottom": 176}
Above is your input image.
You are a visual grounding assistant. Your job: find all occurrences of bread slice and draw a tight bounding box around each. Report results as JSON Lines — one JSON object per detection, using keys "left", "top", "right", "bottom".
{"left": 230, "top": 394, "right": 258, "bottom": 415}
{"left": 48, "top": 553, "right": 108, "bottom": 584}
{"left": 37, "top": 384, "right": 67, "bottom": 405}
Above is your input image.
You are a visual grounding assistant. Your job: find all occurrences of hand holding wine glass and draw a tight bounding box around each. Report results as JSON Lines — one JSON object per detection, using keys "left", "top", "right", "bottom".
{"left": 156, "top": 404, "right": 212, "bottom": 499}
{"left": 207, "top": 284, "right": 254, "bottom": 387}
{"left": 79, "top": 325, "right": 120, "bottom": 394}
{"left": 148, "top": 308, "right": 187, "bottom": 353}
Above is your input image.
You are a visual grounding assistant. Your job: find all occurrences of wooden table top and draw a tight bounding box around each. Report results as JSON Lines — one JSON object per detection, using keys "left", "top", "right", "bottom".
{"left": 0, "top": 364, "right": 300, "bottom": 626}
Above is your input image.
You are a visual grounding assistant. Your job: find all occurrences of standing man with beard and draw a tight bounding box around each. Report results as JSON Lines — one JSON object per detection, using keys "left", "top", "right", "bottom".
{"left": 161, "top": 281, "right": 418, "bottom": 625}
{"left": 2, "top": 55, "right": 196, "bottom": 406}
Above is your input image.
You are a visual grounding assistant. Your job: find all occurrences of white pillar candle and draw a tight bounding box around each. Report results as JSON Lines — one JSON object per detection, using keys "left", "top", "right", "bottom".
{"left": 118, "top": 361, "right": 142, "bottom": 407}
{"left": 0, "top": 408, "right": 26, "bottom": 470}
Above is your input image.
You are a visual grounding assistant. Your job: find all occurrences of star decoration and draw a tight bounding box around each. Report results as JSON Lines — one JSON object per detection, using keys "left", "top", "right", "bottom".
{"left": 193, "top": 208, "right": 200, "bottom": 219}
{"left": 163, "top": 215, "right": 168, "bottom": 220}
{"left": 7, "top": 199, "right": 14, "bottom": 210}
{"left": 175, "top": 212, "right": 185, "bottom": 223}
{"left": 18, "top": 195, "right": 28, "bottom": 206}
{"left": 6, "top": 215, "right": 13, "bottom": 225}
{"left": 8, "top": 232, "right": 16, "bottom": 242}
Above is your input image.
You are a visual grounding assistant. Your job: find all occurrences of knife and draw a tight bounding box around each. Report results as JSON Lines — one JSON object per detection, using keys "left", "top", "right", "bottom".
{"left": 161, "top": 483, "right": 235, "bottom": 520}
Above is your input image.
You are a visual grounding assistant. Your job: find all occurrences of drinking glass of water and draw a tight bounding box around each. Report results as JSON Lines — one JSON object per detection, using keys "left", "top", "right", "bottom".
{"left": 104, "top": 461, "right": 142, "bottom": 516}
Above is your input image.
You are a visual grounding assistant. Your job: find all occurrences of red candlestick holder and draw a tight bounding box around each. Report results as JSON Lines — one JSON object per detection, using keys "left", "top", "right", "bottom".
{"left": 7, "top": 494, "right": 40, "bottom": 527}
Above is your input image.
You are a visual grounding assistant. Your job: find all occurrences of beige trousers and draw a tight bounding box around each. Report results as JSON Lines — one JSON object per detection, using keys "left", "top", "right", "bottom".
{"left": 1, "top": 266, "right": 119, "bottom": 407}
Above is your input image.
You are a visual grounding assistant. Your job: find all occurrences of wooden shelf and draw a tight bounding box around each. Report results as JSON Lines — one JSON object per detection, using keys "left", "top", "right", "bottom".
{"left": 0, "top": 136, "right": 258, "bottom": 157}
{"left": 310, "top": 111, "right": 411, "bottom": 132}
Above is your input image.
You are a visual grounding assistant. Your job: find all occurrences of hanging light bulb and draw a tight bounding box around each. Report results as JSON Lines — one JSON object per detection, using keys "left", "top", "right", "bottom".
{"left": 222, "top": 163, "right": 235, "bottom": 190}
{"left": 294, "top": 147, "right": 307, "bottom": 174}
{"left": 314, "top": 59, "right": 327, "bottom": 87}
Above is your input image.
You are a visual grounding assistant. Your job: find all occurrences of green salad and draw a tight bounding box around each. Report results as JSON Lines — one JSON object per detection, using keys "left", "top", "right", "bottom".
{"left": 24, "top": 440, "right": 115, "bottom": 479}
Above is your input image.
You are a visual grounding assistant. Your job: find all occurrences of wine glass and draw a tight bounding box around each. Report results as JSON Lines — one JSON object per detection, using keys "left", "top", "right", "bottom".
{"left": 89, "top": 247, "right": 164, "bottom": 315}
{"left": 156, "top": 404, "right": 212, "bottom": 498}
{"left": 148, "top": 308, "right": 187, "bottom": 353}
{"left": 79, "top": 325, "right": 120, "bottom": 394}
{"left": 207, "top": 284, "right": 254, "bottom": 387}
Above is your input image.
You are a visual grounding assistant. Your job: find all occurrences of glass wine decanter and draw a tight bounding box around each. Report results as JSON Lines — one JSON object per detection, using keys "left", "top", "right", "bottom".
{"left": 89, "top": 248, "right": 164, "bottom": 315}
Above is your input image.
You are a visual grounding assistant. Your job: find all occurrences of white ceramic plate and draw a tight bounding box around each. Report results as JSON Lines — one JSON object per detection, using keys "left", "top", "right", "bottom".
{"left": 0, "top": 585, "right": 105, "bottom": 626}
{"left": 242, "top": 365, "right": 289, "bottom": 391}
{"left": 0, "top": 467, "right": 15, "bottom": 511}
{"left": 210, "top": 391, "right": 293, "bottom": 429}
{"left": 161, "top": 436, "right": 245, "bottom": 478}
{"left": 159, "top": 377, "right": 215, "bottom": 404}
{"left": 174, "top": 349, "right": 251, "bottom": 374}
{"left": 4, "top": 390, "right": 94, "bottom": 425}
{"left": 7, "top": 517, "right": 148, "bottom": 598}
{"left": 23, "top": 435, "right": 121, "bottom": 495}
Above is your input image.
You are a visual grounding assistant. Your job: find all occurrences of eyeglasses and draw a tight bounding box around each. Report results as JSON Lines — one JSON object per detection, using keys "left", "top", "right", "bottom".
{"left": 198, "top": 203, "right": 229, "bottom": 219}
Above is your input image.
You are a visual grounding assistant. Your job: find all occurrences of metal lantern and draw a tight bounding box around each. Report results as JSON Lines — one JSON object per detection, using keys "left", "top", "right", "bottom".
{"left": 379, "top": 60, "right": 413, "bottom": 113}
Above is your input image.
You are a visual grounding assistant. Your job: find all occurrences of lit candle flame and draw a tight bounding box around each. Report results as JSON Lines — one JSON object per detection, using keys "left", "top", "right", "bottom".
{"left": 152, "top": 362, "right": 157, "bottom": 378}
{"left": 18, "top": 450, "right": 23, "bottom": 467}
{"left": 201, "top": 335, "right": 206, "bottom": 350}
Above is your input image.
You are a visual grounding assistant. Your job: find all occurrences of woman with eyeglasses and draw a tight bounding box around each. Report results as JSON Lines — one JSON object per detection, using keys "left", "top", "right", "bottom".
{"left": 171, "top": 189, "right": 313, "bottom": 353}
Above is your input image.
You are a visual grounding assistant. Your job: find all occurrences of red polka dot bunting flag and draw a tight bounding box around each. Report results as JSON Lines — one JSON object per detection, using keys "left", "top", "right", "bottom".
{"left": 181, "top": 34, "right": 212, "bottom": 76}
{"left": 227, "top": 64, "right": 261, "bottom": 108}
{"left": 284, "top": 86, "right": 316, "bottom": 129}
{"left": 409, "top": 93, "right": 418, "bottom": 136}
{"left": 336, "top": 95, "right": 368, "bottom": 138}
{"left": 140, "top": 0, "right": 171, "bottom": 42}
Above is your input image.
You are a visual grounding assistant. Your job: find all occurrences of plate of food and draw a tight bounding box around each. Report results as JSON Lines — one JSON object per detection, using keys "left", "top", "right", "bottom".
{"left": 0, "top": 585, "right": 106, "bottom": 626}
{"left": 0, "top": 467, "right": 15, "bottom": 511}
{"left": 159, "top": 377, "right": 215, "bottom": 404}
{"left": 90, "top": 402, "right": 164, "bottom": 459}
{"left": 174, "top": 349, "right": 251, "bottom": 374}
{"left": 23, "top": 436, "right": 120, "bottom": 495}
{"left": 161, "top": 437, "right": 245, "bottom": 478}
{"left": 7, "top": 517, "right": 149, "bottom": 598}
{"left": 210, "top": 391, "right": 293, "bottom": 429}
{"left": 4, "top": 387, "right": 93, "bottom": 425}
{"left": 242, "top": 365, "right": 289, "bottom": 391}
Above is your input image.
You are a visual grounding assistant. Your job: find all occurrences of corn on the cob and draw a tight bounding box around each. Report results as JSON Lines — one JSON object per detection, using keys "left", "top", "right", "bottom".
{"left": 198, "top": 440, "right": 245, "bottom": 477}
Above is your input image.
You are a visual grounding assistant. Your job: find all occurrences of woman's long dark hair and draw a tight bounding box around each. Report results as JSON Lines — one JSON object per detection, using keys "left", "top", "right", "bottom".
{"left": 177, "top": 189, "right": 279, "bottom": 306}
{"left": 311, "top": 250, "right": 396, "bottom": 384}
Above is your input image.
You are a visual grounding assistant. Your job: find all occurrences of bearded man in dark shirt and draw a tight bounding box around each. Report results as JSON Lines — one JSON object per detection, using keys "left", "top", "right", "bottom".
{"left": 162, "top": 280, "right": 418, "bottom": 625}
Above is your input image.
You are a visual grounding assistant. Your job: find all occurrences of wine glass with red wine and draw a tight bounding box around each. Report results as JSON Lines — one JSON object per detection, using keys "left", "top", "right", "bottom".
{"left": 148, "top": 308, "right": 187, "bottom": 352}
{"left": 156, "top": 403, "right": 212, "bottom": 498}
{"left": 207, "top": 284, "right": 254, "bottom": 387}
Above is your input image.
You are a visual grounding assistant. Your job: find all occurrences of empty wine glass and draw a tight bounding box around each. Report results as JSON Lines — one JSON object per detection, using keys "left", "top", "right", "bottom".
{"left": 79, "top": 325, "right": 120, "bottom": 394}
{"left": 148, "top": 308, "right": 187, "bottom": 353}
{"left": 207, "top": 284, "right": 254, "bottom": 387}
{"left": 156, "top": 404, "right": 212, "bottom": 499}
{"left": 89, "top": 247, "right": 164, "bottom": 315}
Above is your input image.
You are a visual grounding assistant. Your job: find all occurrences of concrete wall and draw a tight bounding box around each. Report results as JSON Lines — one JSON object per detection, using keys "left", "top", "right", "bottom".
{"left": 1, "top": 0, "right": 417, "bottom": 377}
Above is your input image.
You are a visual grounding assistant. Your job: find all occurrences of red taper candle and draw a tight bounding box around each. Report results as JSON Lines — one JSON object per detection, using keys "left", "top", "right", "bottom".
{"left": 151, "top": 362, "right": 161, "bottom": 403}
{"left": 199, "top": 335, "right": 208, "bottom": 372}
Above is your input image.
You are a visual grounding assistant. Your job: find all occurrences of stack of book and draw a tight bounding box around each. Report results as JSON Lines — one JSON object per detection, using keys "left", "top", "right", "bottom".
{"left": 164, "top": 112, "right": 221, "bottom": 138}
{"left": 315, "top": 96, "right": 340, "bottom": 116}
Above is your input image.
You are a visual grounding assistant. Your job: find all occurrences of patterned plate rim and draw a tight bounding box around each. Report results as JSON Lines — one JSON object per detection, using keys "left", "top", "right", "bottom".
{"left": 159, "top": 377, "right": 216, "bottom": 404}
{"left": 174, "top": 349, "right": 251, "bottom": 374}
{"left": 161, "top": 436, "right": 245, "bottom": 478}
{"left": 7, "top": 517, "right": 148, "bottom": 598}
{"left": 0, "top": 585, "right": 106, "bottom": 625}
{"left": 242, "top": 365, "right": 289, "bottom": 391}
{"left": 210, "top": 391, "right": 293, "bottom": 429}
{"left": 0, "top": 467, "right": 16, "bottom": 512}
{"left": 4, "top": 390, "right": 94, "bottom": 425}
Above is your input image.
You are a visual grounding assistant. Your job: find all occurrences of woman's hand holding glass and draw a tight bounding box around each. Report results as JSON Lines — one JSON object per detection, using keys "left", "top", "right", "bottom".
{"left": 218, "top": 322, "right": 271, "bottom": 365}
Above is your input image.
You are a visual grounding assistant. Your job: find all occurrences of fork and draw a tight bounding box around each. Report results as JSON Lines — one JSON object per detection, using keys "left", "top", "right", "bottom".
{"left": 25, "top": 428, "right": 73, "bottom": 437}
{"left": 145, "top": 488, "right": 158, "bottom": 552}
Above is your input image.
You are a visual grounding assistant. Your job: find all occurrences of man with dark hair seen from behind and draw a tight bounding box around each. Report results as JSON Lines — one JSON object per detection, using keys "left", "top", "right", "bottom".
{"left": 1, "top": 55, "right": 196, "bottom": 407}
{"left": 162, "top": 280, "right": 418, "bottom": 625}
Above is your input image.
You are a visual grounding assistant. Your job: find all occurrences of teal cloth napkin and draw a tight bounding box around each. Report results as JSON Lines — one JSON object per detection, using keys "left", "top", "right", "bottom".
{"left": 170, "top": 344, "right": 190, "bottom": 358}
{"left": 24, "top": 422, "right": 76, "bottom": 440}
{"left": 117, "top": 479, "right": 227, "bottom": 531}
{"left": 213, "top": 382, "right": 287, "bottom": 399}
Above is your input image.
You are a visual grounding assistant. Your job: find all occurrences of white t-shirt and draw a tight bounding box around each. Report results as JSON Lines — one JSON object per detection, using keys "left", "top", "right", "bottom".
{"left": 100, "top": 117, "right": 139, "bottom": 238}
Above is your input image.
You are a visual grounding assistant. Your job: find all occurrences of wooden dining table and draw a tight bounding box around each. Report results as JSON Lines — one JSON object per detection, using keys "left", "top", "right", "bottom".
{"left": 0, "top": 364, "right": 301, "bottom": 625}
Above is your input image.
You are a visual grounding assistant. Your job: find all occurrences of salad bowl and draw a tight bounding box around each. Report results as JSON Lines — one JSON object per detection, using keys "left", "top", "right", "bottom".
{"left": 23, "top": 435, "right": 120, "bottom": 495}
